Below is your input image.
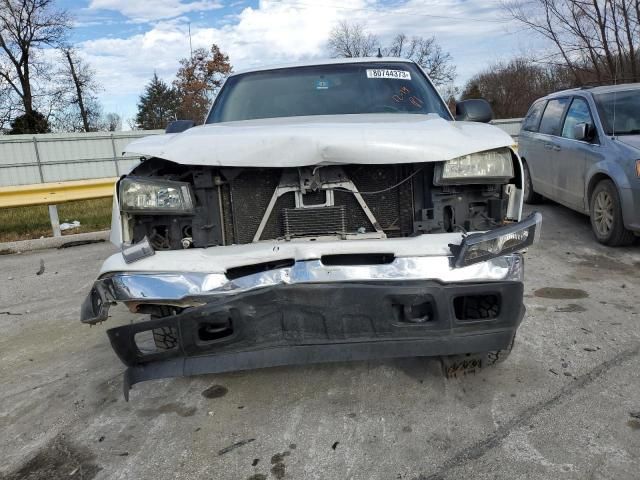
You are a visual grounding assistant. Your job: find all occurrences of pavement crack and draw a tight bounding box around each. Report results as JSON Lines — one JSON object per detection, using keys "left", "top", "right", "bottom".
{"left": 420, "top": 345, "right": 640, "bottom": 480}
{"left": 218, "top": 438, "right": 255, "bottom": 455}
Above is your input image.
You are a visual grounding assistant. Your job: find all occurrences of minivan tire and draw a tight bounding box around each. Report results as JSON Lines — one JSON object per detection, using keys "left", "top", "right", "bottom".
{"left": 589, "top": 179, "right": 634, "bottom": 246}
{"left": 522, "top": 160, "right": 542, "bottom": 204}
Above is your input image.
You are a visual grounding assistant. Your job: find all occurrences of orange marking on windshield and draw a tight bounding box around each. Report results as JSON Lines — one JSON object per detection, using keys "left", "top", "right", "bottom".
{"left": 392, "top": 86, "right": 423, "bottom": 109}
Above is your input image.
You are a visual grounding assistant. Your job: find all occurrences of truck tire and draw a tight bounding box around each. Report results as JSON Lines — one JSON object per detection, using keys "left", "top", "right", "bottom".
{"left": 151, "top": 306, "right": 180, "bottom": 350}
{"left": 522, "top": 160, "right": 542, "bottom": 204}
{"left": 441, "top": 335, "right": 515, "bottom": 378}
{"left": 589, "top": 179, "right": 634, "bottom": 246}
{"left": 152, "top": 326, "right": 179, "bottom": 350}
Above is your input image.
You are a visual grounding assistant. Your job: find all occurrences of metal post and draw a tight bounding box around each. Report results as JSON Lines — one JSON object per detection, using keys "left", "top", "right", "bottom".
{"left": 110, "top": 134, "right": 120, "bottom": 176}
{"left": 49, "top": 205, "right": 62, "bottom": 237}
{"left": 32, "top": 136, "right": 45, "bottom": 183}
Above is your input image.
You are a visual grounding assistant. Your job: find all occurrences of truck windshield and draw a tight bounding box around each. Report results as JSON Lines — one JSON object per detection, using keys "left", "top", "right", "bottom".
{"left": 594, "top": 89, "right": 640, "bottom": 135}
{"left": 206, "top": 62, "right": 451, "bottom": 123}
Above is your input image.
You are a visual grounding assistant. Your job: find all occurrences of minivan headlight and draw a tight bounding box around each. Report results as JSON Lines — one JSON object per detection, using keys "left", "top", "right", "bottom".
{"left": 119, "top": 177, "right": 194, "bottom": 214}
{"left": 434, "top": 148, "right": 514, "bottom": 184}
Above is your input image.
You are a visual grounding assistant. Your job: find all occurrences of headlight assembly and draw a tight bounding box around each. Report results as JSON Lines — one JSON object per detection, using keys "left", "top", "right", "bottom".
{"left": 453, "top": 212, "right": 542, "bottom": 267}
{"left": 434, "top": 148, "right": 514, "bottom": 184}
{"left": 119, "top": 177, "right": 195, "bottom": 214}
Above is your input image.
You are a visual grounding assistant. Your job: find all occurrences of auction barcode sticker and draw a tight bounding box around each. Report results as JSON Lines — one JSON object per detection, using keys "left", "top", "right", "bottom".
{"left": 366, "top": 69, "right": 412, "bottom": 80}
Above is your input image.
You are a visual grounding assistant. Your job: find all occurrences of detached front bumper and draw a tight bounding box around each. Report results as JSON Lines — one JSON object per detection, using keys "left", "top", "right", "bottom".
{"left": 81, "top": 214, "right": 540, "bottom": 398}
{"left": 115, "top": 280, "right": 523, "bottom": 399}
{"left": 82, "top": 254, "right": 525, "bottom": 399}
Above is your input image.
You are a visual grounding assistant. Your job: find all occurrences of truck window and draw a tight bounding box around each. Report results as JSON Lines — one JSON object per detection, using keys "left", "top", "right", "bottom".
{"left": 207, "top": 62, "right": 452, "bottom": 123}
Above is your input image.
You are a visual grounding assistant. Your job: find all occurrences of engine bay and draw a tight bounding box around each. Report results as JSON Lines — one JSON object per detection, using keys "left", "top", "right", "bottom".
{"left": 121, "top": 155, "right": 521, "bottom": 250}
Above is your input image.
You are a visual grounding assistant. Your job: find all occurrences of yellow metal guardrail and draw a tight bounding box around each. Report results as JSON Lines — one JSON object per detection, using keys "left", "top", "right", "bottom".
{"left": 0, "top": 177, "right": 116, "bottom": 209}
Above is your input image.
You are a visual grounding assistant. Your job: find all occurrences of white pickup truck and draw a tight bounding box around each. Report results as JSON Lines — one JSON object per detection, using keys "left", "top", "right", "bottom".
{"left": 81, "top": 58, "right": 541, "bottom": 398}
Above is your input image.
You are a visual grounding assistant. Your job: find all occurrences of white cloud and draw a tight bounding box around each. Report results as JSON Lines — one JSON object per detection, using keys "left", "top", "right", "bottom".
{"left": 88, "top": 0, "right": 223, "bottom": 23}
{"left": 77, "top": 0, "right": 538, "bottom": 121}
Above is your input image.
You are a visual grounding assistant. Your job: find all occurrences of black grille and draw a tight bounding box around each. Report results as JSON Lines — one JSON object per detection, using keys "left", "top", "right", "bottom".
{"left": 228, "top": 169, "right": 281, "bottom": 243}
{"left": 284, "top": 206, "right": 347, "bottom": 237}
{"left": 222, "top": 165, "right": 415, "bottom": 243}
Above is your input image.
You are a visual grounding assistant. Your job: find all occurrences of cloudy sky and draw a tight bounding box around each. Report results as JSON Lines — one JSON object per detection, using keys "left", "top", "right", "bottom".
{"left": 58, "top": 0, "right": 546, "bottom": 124}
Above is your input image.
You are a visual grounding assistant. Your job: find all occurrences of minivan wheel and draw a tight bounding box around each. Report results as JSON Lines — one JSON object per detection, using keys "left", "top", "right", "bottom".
{"left": 589, "top": 179, "right": 634, "bottom": 246}
{"left": 522, "top": 160, "right": 542, "bottom": 204}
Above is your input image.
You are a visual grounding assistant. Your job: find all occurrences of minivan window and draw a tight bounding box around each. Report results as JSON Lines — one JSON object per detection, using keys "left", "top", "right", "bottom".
{"left": 522, "top": 101, "right": 545, "bottom": 132}
{"left": 538, "top": 98, "right": 570, "bottom": 136}
{"left": 593, "top": 89, "right": 640, "bottom": 135}
{"left": 561, "top": 97, "right": 594, "bottom": 140}
{"left": 207, "top": 62, "right": 452, "bottom": 123}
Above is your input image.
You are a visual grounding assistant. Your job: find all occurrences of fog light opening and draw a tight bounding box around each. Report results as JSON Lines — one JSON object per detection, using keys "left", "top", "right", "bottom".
{"left": 454, "top": 294, "right": 500, "bottom": 321}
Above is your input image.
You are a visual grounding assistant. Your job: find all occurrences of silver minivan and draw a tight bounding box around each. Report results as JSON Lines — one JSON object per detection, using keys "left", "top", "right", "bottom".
{"left": 519, "top": 84, "right": 640, "bottom": 245}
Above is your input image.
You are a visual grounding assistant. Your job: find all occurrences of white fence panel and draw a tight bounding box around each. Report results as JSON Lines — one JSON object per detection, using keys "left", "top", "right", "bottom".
{"left": 491, "top": 118, "right": 523, "bottom": 140}
{"left": 0, "top": 130, "right": 163, "bottom": 187}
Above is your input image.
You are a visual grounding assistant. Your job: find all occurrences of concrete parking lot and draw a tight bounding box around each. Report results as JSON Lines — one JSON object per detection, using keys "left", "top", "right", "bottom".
{"left": 1, "top": 202, "right": 639, "bottom": 480}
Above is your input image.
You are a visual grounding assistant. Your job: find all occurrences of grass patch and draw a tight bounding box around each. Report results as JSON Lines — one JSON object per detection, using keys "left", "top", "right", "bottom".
{"left": 0, "top": 197, "right": 112, "bottom": 242}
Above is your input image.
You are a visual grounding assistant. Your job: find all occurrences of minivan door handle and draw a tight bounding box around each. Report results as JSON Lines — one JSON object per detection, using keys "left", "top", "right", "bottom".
{"left": 544, "top": 143, "right": 553, "bottom": 150}
{"left": 552, "top": 145, "right": 561, "bottom": 151}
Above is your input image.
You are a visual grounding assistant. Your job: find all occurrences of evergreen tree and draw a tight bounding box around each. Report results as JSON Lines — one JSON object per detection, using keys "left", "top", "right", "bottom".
{"left": 135, "top": 73, "right": 180, "bottom": 130}
{"left": 9, "top": 111, "right": 50, "bottom": 134}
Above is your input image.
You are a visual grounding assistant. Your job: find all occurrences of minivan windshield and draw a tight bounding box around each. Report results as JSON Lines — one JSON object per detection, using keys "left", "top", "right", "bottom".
{"left": 206, "top": 62, "right": 452, "bottom": 123}
{"left": 593, "top": 88, "right": 640, "bottom": 135}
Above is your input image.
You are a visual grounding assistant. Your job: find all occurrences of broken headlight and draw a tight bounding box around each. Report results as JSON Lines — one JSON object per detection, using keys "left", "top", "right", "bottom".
{"left": 435, "top": 148, "right": 514, "bottom": 184}
{"left": 119, "top": 177, "right": 194, "bottom": 214}
{"left": 454, "top": 212, "right": 541, "bottom": 267}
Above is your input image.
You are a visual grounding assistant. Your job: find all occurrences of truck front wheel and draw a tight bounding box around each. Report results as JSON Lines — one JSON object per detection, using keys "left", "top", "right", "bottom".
{"left": 440, "top": 335, "right": 515, "bottom": 378}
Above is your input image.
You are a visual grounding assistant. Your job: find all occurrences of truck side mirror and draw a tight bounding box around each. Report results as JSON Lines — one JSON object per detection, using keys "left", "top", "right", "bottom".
{"left": 165, "top": 120, "right": 195, "bottom": 134}
{"left": 573, "top": 122, "right": 594, "bottom": 141}
{"left": 455, "top": 99, "right": 493, "bottom": 123}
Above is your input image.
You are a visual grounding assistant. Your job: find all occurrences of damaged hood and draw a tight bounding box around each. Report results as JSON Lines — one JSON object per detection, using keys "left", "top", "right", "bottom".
{"left": 125, "top": 114, "right": 514, "bottom": 168}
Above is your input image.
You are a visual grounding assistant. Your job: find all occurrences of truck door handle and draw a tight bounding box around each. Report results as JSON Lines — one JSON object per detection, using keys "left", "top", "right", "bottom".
{"left": 544, "top": 143, "right": 553, "bottom": 150}
{"left": 552, "top": 145, "right": 561, "bottom": 151}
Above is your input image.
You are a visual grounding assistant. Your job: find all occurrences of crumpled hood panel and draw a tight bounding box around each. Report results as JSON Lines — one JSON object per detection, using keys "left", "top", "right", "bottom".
{"left": 124, "top": 114, "right": 514, "bottom": 167}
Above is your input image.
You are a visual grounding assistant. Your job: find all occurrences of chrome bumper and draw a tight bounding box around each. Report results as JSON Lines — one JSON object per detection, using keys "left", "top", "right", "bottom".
{"left": 80, "top": 254, "right": 523, "bottom": 325}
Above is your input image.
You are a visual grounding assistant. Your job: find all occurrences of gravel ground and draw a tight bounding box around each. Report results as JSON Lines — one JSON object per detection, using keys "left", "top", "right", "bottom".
{"left": 1, "top": 202, "right": 639, "bottom": 480}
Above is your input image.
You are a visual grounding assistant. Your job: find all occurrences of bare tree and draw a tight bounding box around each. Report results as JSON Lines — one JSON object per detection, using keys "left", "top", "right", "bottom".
{"left": 102, "top": 112, "right": 121, "bottom": 132}
{"left": 328, "top": 21, "right": 379, "bottom": 58}
{"left": 126, "top": 117, "right": 139, "bottom": 131}
{"left": 461, "top": 57, "right": 575, "bottom": 118}
{"left": 0, "top": 73, "right": 16, "bottom": 130}
{"left": 328, "top": 22, "right": 456, "bottom": 87}
{"left": 0, "top": 0, "right": 71, "bottom": 133}
{"left": 56, "top": 47, "right": 102, "bottom": 132}
{"left": 384, "top": 34, "right": 456, "bottom": 86}
{"left": 504, "top": 0, "right": 640, "bottom": 84}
